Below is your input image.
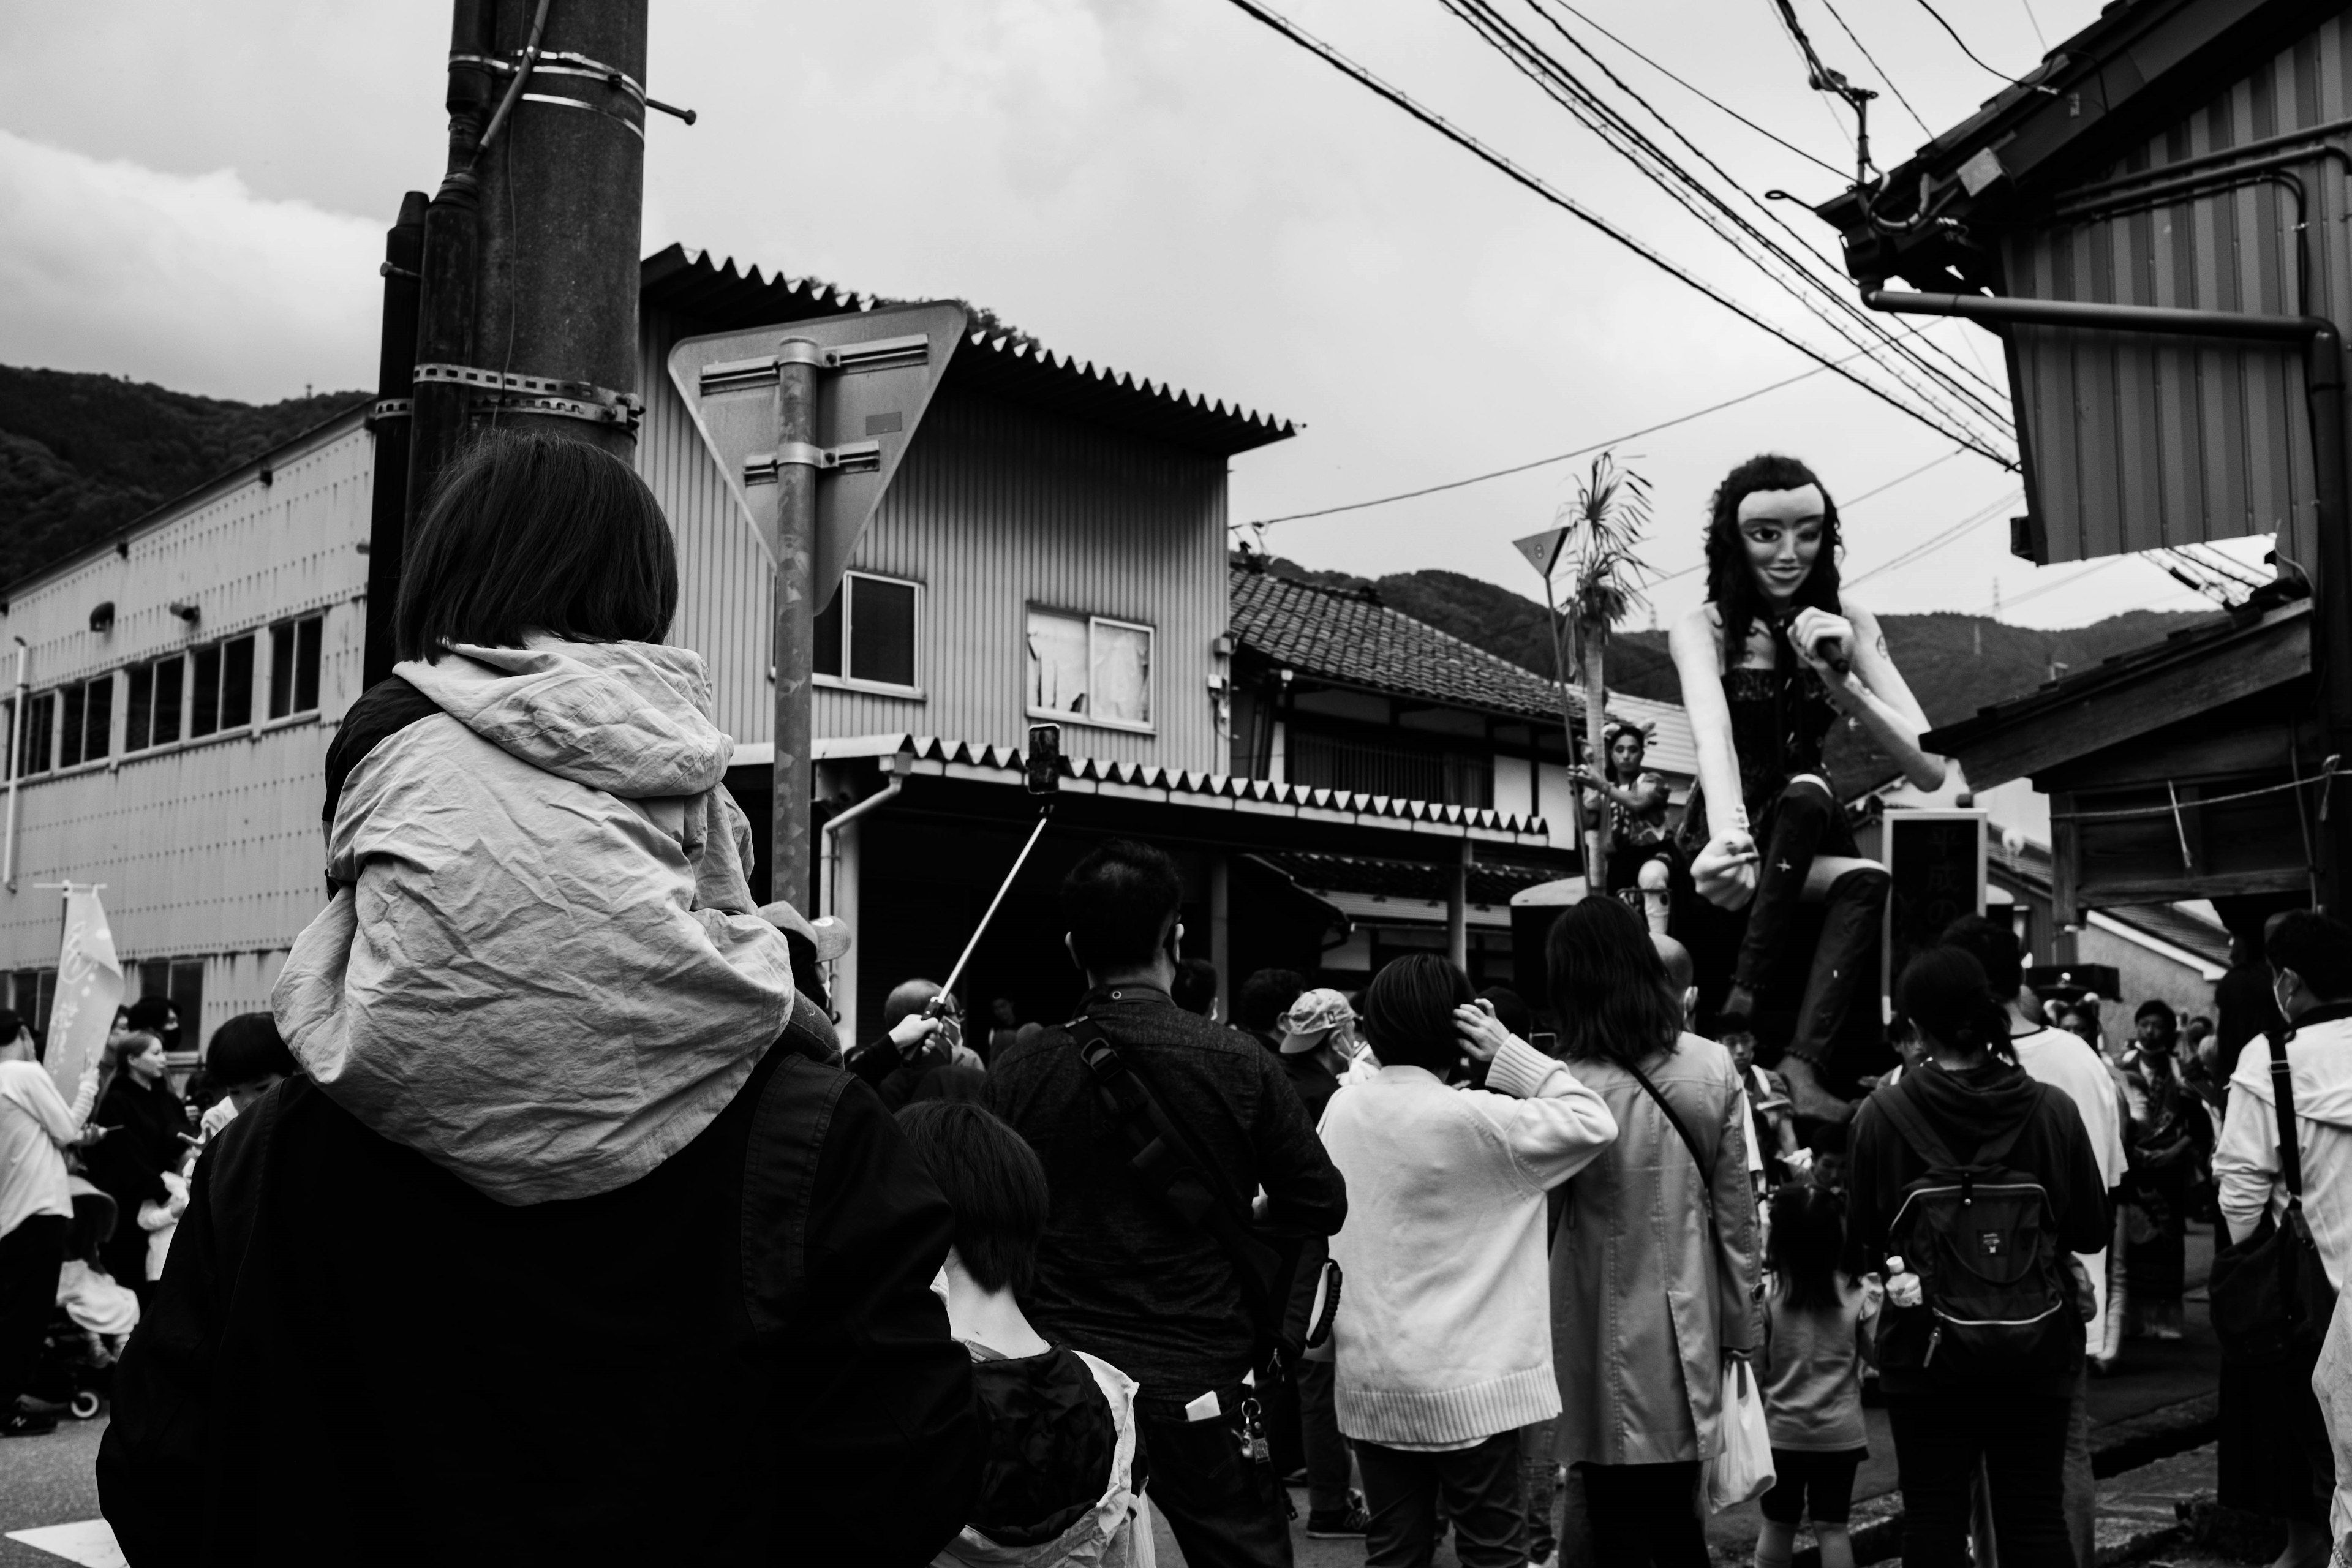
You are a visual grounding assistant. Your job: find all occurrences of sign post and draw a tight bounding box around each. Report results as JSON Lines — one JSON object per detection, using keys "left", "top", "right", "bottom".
{"left": 1512, "top": 526, "right": 1593, "bottom": 873}
{"left": 668, "top": 303, "right": 967, "bottom": 910}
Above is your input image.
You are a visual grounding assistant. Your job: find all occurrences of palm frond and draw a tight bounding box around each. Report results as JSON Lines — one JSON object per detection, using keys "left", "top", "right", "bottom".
{"left": 1551, "top": 451, "right": 1653, "bottom": 633}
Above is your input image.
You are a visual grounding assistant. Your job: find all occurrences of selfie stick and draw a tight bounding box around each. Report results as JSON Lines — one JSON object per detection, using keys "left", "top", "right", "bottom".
{"left": 932, "top": 803, "right": 1055, "bottom": 1011}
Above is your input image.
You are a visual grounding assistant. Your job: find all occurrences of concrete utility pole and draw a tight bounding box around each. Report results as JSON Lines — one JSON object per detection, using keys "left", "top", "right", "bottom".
{"left": 366, "top": 0, "right": 652, "bottom": 678}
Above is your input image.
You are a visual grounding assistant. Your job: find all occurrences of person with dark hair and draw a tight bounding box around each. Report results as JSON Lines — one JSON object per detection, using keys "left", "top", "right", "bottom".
{"left": 124, "top": 997, "right": 182, "bottom": 1055}
{"left": 2218, "top": 923, "right": 2290, "bottom": 1082}
{"left": 1564, "top": 720, "right": 1676, "bottom": 933}
{"left": 1320, "top": 954, "right": 1616, "bottom": 1568}
{"left": 1845, "top": 947, "right": 2107, "bottom": 1567}
{"left": 1667, "top": 454, "right": 1944, "bottom": 1121}
{"left": 895, "top": 1101, "right": 1153, "bottom": 1566}
{"left": 1547, "top": 897, "right": 1758, "bottom": 1566}
{"left": 2214, "top": 909, "right": 2352, "bottom": 1568}
{"left": 101, "top": 429, "right": 979, "bottom": 1563}
{"left": 0, "top": 1009, "right": 99, "bottom": 1438}
{"left": 1937, "top": 913, "right": 2125, "bottom": 1564}
{"left": 83, "top": 1030, "right": 186, "bottom": 1298}
{"left": 190, "top": 1013, "right": 299, "bottom": 1145}
{"left": 2116, "top": 998, "right": 2206, "bottom": 1342}
{"left": 1755, "top": 1183, "right": 1882, "bottom": 1568}
{"left": 987, "top": 837, "right": 1346, "bottom": 1565}
{"left": 1235, "top": 967, "right": 1309, "bottom": 1056}
{"left": 1172, "top": 958, "right": 1222, "bottom": 1020}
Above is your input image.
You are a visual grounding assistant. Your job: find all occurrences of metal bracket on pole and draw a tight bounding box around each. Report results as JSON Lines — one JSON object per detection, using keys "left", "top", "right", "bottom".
{"left": 411, "top": 362, "right": 644, "bottom": 431}
{"left": 744, "top": 442, "right": 883, "bottom": 483}
{"left": 697, "top": 334, "right": 937, "bottom": 396}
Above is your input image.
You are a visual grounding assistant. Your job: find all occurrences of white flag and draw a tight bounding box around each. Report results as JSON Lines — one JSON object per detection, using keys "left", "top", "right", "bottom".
{"left": 46, "top": 886, "right": 124, "bottom": 1101}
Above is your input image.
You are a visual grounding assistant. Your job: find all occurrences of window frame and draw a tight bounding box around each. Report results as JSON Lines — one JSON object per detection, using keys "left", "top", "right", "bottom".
{"left": 13, "top": 691, "right": 55, "bottom": 778}
{"left": 811, "top": 570, "right": 925, "bottom": 699}
{"left": 268, "top": 612, "right": 325, "bottom": 722}
{"left": 1024, "top": 606, "right": 1157, "bottom": 734}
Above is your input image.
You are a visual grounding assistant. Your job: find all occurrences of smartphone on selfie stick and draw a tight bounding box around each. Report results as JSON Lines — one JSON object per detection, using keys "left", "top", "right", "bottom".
{"left": 919, "top": 723, "right": 1062, "bottom": 1038}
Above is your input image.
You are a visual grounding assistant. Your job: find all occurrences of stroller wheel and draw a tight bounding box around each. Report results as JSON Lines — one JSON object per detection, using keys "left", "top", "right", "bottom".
{"left": 67, "top": 1391, "right": 101, "bottom": 1421}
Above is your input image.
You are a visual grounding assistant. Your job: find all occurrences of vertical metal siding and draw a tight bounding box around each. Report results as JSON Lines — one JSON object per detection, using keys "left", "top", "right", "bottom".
{"left": 647, "top": 307, "right": 1228, "bottom": 773}
{"left": 0, "top": 418, "right": 373, "bottom": 1046}
{"left": 2004, "top": 14, "right": 2349, "bottom": 567}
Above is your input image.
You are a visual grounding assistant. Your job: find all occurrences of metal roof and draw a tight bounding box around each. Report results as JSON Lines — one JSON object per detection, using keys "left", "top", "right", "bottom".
{"left": 641, "top": 245, "right": 1297, "bottom": 458}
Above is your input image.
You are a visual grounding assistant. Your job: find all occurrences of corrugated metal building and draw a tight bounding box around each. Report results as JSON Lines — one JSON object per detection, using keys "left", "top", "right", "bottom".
{"left": 0, "top": 247, "right": 1586, "bottom": 1056}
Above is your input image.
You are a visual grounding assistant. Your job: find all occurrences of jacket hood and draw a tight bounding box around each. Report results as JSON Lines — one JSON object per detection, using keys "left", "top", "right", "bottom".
{"left": 2231, "top": 1014, "right": 2352, "bottom": 1128}
{"left": 1896, "top": 1058, "right": 2046, "bottom": 1153}
{"left": 394, "top": 636, "right": 731, "bottom": 800}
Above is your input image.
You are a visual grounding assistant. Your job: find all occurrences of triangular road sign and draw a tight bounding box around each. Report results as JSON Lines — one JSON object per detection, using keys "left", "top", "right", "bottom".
{"left": 667, "top": 301, "right": 967, "bottom": 608}
{"left": 1513, "top": 526, "right": 1570, "bottom": 580}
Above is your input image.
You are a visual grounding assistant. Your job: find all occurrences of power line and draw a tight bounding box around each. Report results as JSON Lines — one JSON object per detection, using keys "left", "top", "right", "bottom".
{"left": 1983, "top": 556, "right": 2128, "bottom": 614}
{"left": 1515, "top": 0, "right": 2011, "bottom": 423}
{"left": 1815, "top": 0, "right": 1934, "bottom": 138}
{"left": 1636, "top": 449, "right": 1980, "bottom": 589}
{"left": 1844, "top": 489, "right": 2021, "bottom": 586}
{"left": 1215, "top": 0, "right": 2021, "bottom": 468}
{"left": 1539, "top": 0, "right": 1848, "bottom": 178}
{"left": 2018, "top": 0, "right": 2049, "bottom": 52}
{"left": 1461, "top": 0, "right": 2016, "bottom": 439}
{"left": 1912, "top": 0, "right": 2015, "bottom": 81}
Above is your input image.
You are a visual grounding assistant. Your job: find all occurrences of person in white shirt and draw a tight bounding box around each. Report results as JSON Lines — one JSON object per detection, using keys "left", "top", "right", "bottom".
{"left": 1320, "top": 952, "right": 1618, "bottom": 1567}
{"left": 1937, "top": 914, "right": 2128, "bottom": 1568}
{"left": 0, "top": 1009, "right": 99, "bottom": 1438}
{"left": 2214, "top": 910, "right": 2352, "bottom": 1568}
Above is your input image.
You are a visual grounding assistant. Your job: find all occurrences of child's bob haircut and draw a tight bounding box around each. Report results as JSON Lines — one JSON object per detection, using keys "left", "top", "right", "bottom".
{"left": 395, "top": 428, "right": 680, "bottom": 662}
{"left": 894, "top": 1101, "right": 1050, "bottom": 1297}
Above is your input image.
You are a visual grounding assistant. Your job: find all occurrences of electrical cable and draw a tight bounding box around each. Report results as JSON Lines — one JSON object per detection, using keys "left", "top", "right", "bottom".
{"left": 1844, "top": 489, "right": 2022, "bottom": 586}
{"left": 1216, "top": 0, "right": 2021, "bottom": 469}
{"left": 1910, "top": 0, "right": 2016, "bottom": 81}
{"left": 1625, "top": 450, "right": 1986, "bottom": 590}
{"left": 1815, "top": 0, "right": 1934, "bottom": 138}
{"left": 1465, "top": 0, "right": 2016, "bottom": 434}
{"left": 1983, "top": 556, "right": 2128, "bottom": 613}
{"left": 1539, "top": 0, "right": 1848, "bottom": 177}
{"left": 2018, "top": 0, "right": 2049, "bottom": 52}
{"left": 1521, "top": 0, "right": 2008, "bottom": 418}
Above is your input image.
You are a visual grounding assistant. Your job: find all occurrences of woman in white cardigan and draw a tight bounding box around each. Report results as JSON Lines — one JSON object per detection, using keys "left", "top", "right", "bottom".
{"left": 1321, "top": 953, "right": 1620, "bottom": 1568}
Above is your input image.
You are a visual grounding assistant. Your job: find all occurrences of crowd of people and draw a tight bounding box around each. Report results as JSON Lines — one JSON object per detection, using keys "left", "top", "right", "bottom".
{"left": 0, "top": 432, "right": 2346, "bottom": 1568}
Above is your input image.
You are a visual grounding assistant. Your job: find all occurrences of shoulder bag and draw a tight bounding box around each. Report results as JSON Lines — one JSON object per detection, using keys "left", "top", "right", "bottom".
{"left": 2209, "top": 1028, "right": 2338, "bottom": 1365}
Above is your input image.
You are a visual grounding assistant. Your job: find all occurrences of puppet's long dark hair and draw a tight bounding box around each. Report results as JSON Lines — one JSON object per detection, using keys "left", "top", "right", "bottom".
{"left": 1704, "top": 453, "right": 1844, "bottom": 669}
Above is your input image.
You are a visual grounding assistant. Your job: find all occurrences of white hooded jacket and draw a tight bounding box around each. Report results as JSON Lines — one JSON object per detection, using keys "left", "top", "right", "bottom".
{"left": 2215, "top": 1011, "right": 2352, "bottom": 1291}
{"left": 273, "top": 637, "right": 795, "bottom": 1206}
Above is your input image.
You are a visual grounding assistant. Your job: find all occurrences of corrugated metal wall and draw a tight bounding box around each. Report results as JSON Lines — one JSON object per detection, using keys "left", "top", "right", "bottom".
{"left": 0, "top": 415, "right": 372, "bottom": 1049}
{"left": 644, "top": 306, "right": 1228, "bottom": 772}
{"left": 2005, "top": 16, "right": 2352, "bottom": 565}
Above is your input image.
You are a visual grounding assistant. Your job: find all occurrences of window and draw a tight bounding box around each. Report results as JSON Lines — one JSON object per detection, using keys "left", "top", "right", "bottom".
{"left": 813, "top": 572, "right": 919, "bottom": 691}
{"left": 268, "top": 614, "right": 324, "bottom": 719}
{"left": 134, "top": 959, "right": 204, "bottom": 1051}
{"left": 189, "top": 634, "right": 255, "bottom": 739}
{"left": 14, "top": 692, "right": 53, "bottom": 778}
{"left": 56, "top": 677, "right": 111, "bottom": 769}
{"left": 126, "top": 656, "right": 184, "bottom": 752}
{"left": 1026, "top": 609, "right": 1153, "bottom": 729}
{"left": 10, "top": 969, "right": 53, "bottom": 1038}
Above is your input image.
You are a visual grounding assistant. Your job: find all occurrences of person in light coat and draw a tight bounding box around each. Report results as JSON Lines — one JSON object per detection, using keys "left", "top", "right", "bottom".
{"left": 2215, "top": 910, "right": 2352, "bottom": 1568}
{"left": 1548, "top": 897, "right": 1759, "bottom": 1568}
{"left": 1321, "top": 953, "right": 1619, "bottom": 1567}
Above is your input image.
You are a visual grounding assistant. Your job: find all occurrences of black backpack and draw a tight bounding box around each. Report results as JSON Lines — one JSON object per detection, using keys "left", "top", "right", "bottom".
{"left": 1872, "top": 1076, "right": 2080, "bottom": 1383}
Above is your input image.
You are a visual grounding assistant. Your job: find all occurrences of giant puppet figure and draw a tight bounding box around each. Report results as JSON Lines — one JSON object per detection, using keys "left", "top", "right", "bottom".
{"left": 1667, "top": 454, "right": 1945, "bottom": 1118}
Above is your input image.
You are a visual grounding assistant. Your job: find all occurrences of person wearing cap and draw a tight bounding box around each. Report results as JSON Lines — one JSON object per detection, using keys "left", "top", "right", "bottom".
{"left": 1279, "top": 989, "right": 1360, "bottom": 1126}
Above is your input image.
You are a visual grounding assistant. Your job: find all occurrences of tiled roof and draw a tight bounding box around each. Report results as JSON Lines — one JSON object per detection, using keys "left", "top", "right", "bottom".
{"left": 1230, "top": 567, "right": 1578, "bottom": 723}
{"left": 642, "top": 246, "right": 1297, "bottom": 457}
{"left": 799, "top": 733, "right": 1553, "bottom": 843}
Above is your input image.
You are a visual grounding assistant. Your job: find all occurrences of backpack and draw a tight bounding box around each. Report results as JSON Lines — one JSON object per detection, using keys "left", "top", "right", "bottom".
{"left": 1872, "top": 1076, "right": 2079, "bottom": 1383}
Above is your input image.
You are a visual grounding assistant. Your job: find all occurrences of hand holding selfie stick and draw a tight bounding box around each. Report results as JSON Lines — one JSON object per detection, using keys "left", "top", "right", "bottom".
{"left": 921, "top": 723, "right": 1063, "bottom": 1035}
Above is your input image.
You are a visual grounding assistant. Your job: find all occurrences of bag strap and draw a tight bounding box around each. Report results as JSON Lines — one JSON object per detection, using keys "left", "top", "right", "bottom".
{"left": 1072, "top": 1028, "right": 1282, "bottom": 1305}
{"left": 2264, "top": 1029, "right": 2308, "bottom": 1204}
{"left": 1623, "top": 1052, "right": 1715, "bottom": 1218}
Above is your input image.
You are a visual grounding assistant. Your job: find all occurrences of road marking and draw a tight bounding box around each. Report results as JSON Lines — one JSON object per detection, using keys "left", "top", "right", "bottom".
{"left": 5, "top": 1520, "right": 124, "bottom": 1567}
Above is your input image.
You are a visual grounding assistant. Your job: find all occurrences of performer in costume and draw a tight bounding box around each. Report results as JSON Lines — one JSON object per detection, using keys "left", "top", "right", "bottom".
{"left": 1667, "top": 454, "right": 1945, "bottom": 1120}
{"left": 1566, "top": 720, "right": 1675, "bottom": 935}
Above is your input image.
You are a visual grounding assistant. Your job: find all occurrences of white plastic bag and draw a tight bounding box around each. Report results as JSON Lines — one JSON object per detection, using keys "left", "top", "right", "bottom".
{"left": 1705, "top": 1357, "right": 1776, "bottom": 1513}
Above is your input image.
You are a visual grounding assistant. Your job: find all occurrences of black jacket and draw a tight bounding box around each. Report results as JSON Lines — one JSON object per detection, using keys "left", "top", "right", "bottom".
{"left": 985, "top": 983, "right": 1346, "bottom": 1415}
{"left": 86, "top": 1077, "right": 188, "bottom": 1210}
{"left": 1844, "top": 1060, "right": 2110, "bottom": 1396}
{"left": 96, "top": 1044, "right": 978, "bottom": 1566}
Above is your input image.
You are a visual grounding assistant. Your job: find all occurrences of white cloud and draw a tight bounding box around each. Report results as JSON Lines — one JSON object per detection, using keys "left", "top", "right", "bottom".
{"left": 0, "top": 127, "right": 379, "bottom": 403}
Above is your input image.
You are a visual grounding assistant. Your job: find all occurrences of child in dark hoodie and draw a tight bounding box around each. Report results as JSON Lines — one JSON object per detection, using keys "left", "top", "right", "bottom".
{"left": 1844, "top": 946, "right": 2107, "bottom": 1568}
{"left": 895, "top": 1101, "right": 1153, "bottom": 1566}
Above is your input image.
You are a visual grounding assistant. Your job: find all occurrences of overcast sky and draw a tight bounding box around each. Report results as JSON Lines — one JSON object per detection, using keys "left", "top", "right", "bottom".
{"left": 0, "top": 0, "right": 2263, "bottom": 628}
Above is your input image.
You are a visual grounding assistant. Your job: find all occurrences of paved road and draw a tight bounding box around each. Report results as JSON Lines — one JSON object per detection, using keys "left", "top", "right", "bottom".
{"left": 0, "top": 1414, "right": 107, "bottom": 1567}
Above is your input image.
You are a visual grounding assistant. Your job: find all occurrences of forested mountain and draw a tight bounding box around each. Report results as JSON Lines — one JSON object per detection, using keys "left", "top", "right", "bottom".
{"left": 0, "top": 366, "right": 366, "bottom": 590}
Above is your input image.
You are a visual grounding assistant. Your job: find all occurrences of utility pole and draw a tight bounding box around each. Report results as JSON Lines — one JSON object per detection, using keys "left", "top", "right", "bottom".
{"left": 369, "top": 0, "right": 655, "bottom": 677}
